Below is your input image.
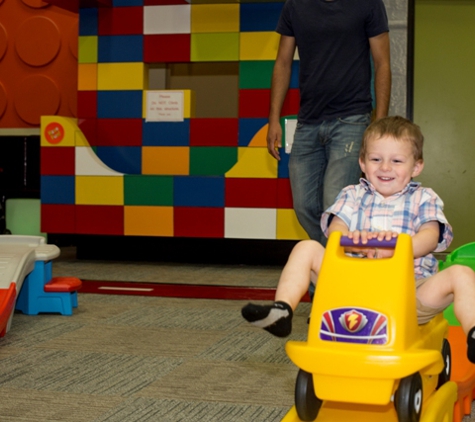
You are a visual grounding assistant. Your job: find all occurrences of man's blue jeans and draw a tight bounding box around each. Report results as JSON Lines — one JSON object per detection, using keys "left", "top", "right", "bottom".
{"left": 289, "top": 113, "right": 371, "bottom": 244}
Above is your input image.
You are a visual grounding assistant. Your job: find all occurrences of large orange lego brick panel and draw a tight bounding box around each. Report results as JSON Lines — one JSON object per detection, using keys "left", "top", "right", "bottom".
{"left": 0, "top": 0, "right": 78, "bottom": 128}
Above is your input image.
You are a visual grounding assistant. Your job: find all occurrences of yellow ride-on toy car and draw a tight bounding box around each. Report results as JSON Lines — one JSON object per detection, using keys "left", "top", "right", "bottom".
{"left": 285, "top": 232, "right": 451, "bottom": 422}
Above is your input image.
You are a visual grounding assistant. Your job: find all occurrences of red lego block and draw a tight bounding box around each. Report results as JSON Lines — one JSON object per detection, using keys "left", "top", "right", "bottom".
{"left": 239, "top": 88, "right": 300, "bottom": 118}
{"left": 281, "top": 88, "right": 300, "bottom": 116}
{"left": 98, "top": 7, "right": 143, "bottom": 36}
{"left": 78, "top": 118, "right": 98, "bottom": 146}
{"left": 225, "top": 178, "right": 278, "bottom": 208}
{"left": 41, "top": 146, "right": 75, "bottom": 176}
{"left": 41, "top": 204, "right": 76, "bottom": 233}
{"left": 174, "top": 207, "right": 224, "bottom": 238}
{"left": 77, "top": 91, "right": 97, "bottom": 119}
{"left": 190, "top": 118, "right": 238, "bottom": 146}
{"left": 144, "top": 34, "right": 191, "bottom": 63}
{"left": 238, "top": 89, "right": 270, "bottom": 118}
{"left": 276, "top": 178, "right": 293, "bottom": 209}
{"left": 96, "top": 118, "right": 143, "bottom": 146}
{"left": 76, "top": 205, "right": 124, "bottom": 235}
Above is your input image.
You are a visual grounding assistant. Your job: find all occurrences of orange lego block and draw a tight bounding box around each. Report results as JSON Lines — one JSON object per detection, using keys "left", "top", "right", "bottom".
{"left": 78, "top": 64, "right": 97, "bottom": 91}
{"left": 142, "top": 146, "right": 189, "bottom": 175}
{"left": 124, "top": 206, "right": 174, "bottom": 236}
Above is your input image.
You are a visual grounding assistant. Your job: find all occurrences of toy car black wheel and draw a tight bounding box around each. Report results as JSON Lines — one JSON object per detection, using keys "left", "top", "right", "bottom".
{"left": 394, "top": 372, "right": 423, "bottom": 422}
{"left": 295, "top": 369, "right": 323, "bottom": 421}
{"left": 437, "top": 338, "right": 451, "bottom": 388}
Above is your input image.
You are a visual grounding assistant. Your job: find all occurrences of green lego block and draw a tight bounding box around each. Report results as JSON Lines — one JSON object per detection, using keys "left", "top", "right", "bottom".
{"left": 191, "top": 33, "right": 239, "bottom": 62}
{"left": 239, "top": 61, "right": 274, "bottom": 89}
{"left": 124, "top": 175, "right": 173, "bottom": 206}
{"left": 5, "top": 199, "right": 46, "bottom": 238}
{"left": 190, "top": 147, "right": 237, "bottom": 176}
{"left": 78, "top": 36, "right": 98, "bottom": 64}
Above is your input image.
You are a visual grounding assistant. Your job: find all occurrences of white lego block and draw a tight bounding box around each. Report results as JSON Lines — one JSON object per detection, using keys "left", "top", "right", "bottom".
{"left": 225, "top": 208, "right": 276, "bottom": 239}
{"left": 75, "top": 146, "right": 123, "bottom": 176}
{"left": 144, "top": 5, "right": 191, "bottom": 35}
{"left": 284, "top": 117, "right": 297, "bottom": 154}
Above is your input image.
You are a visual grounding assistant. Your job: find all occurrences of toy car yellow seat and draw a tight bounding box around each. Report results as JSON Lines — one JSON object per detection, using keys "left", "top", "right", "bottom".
{"left": 286, "top": 232, "right": 450, "bottom": 422}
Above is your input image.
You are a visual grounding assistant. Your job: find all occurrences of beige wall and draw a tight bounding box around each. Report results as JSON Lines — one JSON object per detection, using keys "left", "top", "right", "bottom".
{"left": 414, "top": 0, "right": 475, "bottom": 250}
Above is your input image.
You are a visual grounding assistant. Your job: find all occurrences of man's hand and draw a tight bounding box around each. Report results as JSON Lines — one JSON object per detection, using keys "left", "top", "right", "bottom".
{"left": 266, "top": 121, "right": 282, "bottom": 160}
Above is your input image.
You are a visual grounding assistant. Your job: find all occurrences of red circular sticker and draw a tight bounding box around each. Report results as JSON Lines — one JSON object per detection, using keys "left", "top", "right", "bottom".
{"left": 44, "top": 122, "right": 64, "bottom": 145}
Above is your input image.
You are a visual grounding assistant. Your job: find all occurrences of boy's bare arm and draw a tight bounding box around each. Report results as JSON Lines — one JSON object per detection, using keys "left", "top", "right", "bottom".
{"left": 411, "top": 221, "right": 440, "bottom": 258}
{"left": 327, "top": 215, "right": 349, "bottom": 237}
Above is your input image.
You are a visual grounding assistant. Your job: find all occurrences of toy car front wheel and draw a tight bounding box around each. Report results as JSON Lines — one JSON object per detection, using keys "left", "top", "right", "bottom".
{"left": 394, "top": 373, "right": 423, "bottom": 422}
{"left": 437, "top": 338, "right": 451, "bottom": 388}
{"left": 295, "top": 369, "right": 323, "bottom": 421}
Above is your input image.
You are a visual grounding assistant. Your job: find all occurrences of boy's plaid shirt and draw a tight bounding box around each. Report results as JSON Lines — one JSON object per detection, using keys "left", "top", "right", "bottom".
{"left": 322, "top": 179, "right": 453, "bottom": 279}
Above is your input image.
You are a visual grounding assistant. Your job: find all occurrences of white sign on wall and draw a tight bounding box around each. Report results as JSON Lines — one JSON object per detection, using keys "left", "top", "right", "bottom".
{"left": 146, "top": 91, "right": 184, "bottom": 122}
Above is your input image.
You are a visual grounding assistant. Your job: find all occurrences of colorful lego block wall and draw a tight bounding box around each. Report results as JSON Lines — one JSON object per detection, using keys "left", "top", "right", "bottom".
{"left": 40, "top": 0, "right": 309, "bottom": 240}
{"left": 0, "top": 0, "right": 78, "bottom": 128}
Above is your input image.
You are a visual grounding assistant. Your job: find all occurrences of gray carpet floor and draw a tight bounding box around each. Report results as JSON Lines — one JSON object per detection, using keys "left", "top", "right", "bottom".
{"left": 0, "top": 293, "right": 310, "bottom": 421}
{"left": 1, "top": 247, "right": 473, "bottom": 421}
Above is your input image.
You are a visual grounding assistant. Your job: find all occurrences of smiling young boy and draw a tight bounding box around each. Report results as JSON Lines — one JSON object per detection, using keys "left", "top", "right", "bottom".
{"left": 242, "top": 116, "right": 475, "bottom": 363}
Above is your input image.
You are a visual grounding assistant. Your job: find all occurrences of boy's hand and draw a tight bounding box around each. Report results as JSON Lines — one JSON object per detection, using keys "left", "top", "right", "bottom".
{"left": 346, "top": 230, "right": 398, "bottom": 258}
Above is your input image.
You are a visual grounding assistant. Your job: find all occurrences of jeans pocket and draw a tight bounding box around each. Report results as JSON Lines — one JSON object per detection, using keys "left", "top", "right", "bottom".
{"left": 338, "top": 113, "right": 371, "bottom": 126}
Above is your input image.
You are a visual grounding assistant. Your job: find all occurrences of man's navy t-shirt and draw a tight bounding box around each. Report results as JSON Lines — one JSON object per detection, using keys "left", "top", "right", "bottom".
{"left": 277, "top": 0, "right": 389, "bottom": 124}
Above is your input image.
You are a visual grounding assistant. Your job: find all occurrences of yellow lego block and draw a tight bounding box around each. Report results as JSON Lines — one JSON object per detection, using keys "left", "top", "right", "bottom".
{"left": 97, "top": 63, "right": 146, "bottom": 91}
{"left": 248, "top": 122, "right": 268, "bottom": 147}
{"left": 191, "top": 4, "right": 239, "bottom": 33}
{"left": 142, "top": 90, "right": 195, "bottom": 119}
{"left": 240, "top": 32, "right": 280, "bottom": 61}
{"left": 225, "top": 147, "right": 277, "bottom": 178}
{"left": 78, "top": 64, "right": 97, "bottom": 91}
{"left": 41, "top": 116, "right": 77, "bottom": 147}
{"left": 142, "top": 146, "right": 190, "bottom": 175}
{"left": 124, "top": 206, "right": 174, "bottom": 236}
{"left": 276, "top": 209, "right": 309, "bottom": 240}
{"left": 76, "top": 176, "right": 124, "bottom": 205}
{"left": 78, "top": 36, "right": 98, "bottom": 64}
{"left": 191, "top": 33, "right": 239, "bottom": 62}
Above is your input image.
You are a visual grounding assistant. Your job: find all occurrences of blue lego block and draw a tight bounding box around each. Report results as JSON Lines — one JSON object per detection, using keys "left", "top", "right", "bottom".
{"left": 96, "top": 146, "right": 142, "bottom": 174}
{"left": 113, "top": 0, "right": 143, "bottom": 5}
{"left": 15, "top": 261, "right": 78, "bottom": 316}
{"left": 174, "top": 176, "right": 225, "bottom": 207}
{"left": 97, "top": 91, "right": 143, "bottom": 118}
{"left": 142, "top": 120, "right": 190, "bottom": 146}
{"left": 240, "top": 3, "right": 283, "bottom": 32}
{"left": 289, "top": 61, "right": 299, "bottom": 89}
{"left": 238, "top": 118, "right": 268, "bottom": 146}
{"left": 79, "top": 8, "right": 98, "bottom": 36}
{"left": 278, "top": 149, "right": 290, "bottom": 178}
{"left": 41, "top": 176, "right": 75, "bottom": 204}
{"left": 98, "top": 35, "right": 143, "bottom": 63}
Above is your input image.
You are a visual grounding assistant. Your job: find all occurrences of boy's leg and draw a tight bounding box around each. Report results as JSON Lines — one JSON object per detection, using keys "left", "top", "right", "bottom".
{"left": 241, "top": 240, "right": 324, "bottom": 337}
{"left": 416, "top": 265, "right": 475, "bottom": 362}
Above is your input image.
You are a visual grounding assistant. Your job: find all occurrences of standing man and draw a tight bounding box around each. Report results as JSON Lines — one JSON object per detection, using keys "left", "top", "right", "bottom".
{"left": 267, "top": 0, "right": 391, "bottom": 244}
